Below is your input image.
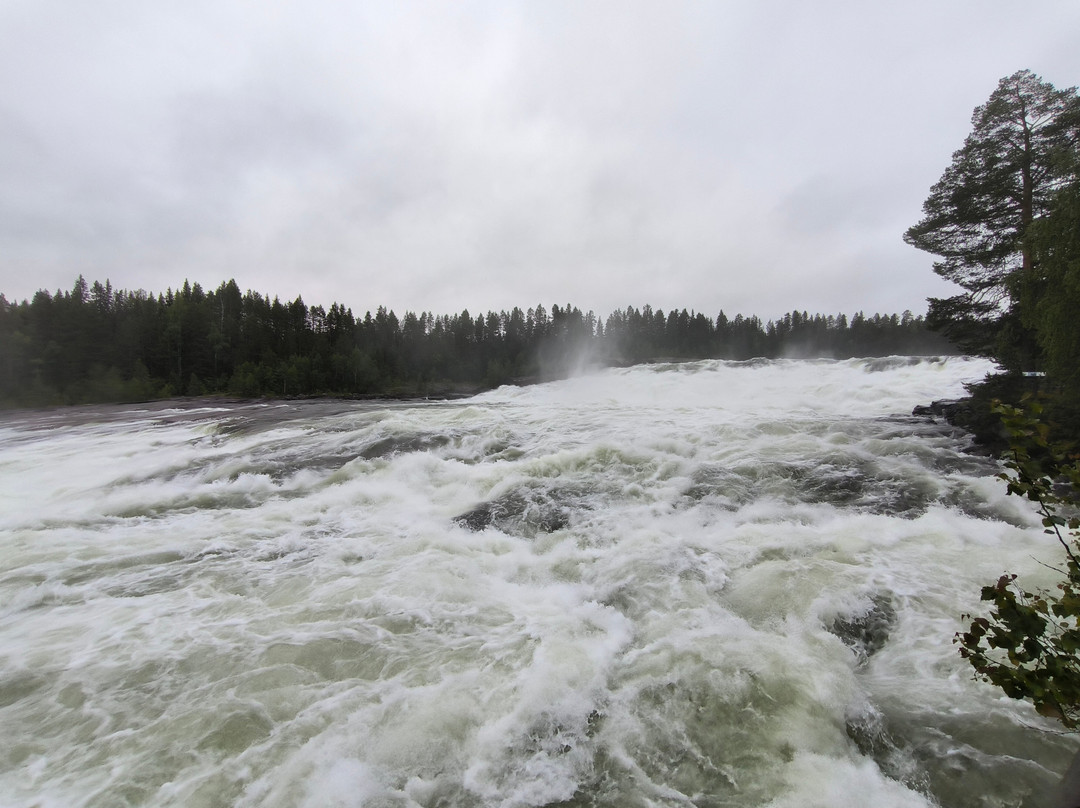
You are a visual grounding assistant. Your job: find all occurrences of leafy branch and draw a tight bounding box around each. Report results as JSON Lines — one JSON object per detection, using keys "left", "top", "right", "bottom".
{"left": 956, "top": 399, "right": 1080, "bottom": 728}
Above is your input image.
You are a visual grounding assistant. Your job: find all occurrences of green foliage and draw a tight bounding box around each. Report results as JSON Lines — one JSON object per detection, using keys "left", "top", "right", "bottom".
{"left": 957, "top": 400, "right": 1080, "bottom": 727}
{"left": 905, "top": 69, "right": 1080, "bottom": 364}
{"left": 1022, "top": 180, "right": 1080, "bottom": 433}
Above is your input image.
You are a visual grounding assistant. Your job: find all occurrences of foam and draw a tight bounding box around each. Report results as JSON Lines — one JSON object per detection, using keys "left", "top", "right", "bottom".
{"left": 0, "top": 357, "right": 1073, "bottom": 807}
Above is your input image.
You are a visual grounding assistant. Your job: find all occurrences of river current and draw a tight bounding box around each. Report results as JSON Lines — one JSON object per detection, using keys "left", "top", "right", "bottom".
{"left": 0, "top": 356, "right": 1074, "bottom": 807}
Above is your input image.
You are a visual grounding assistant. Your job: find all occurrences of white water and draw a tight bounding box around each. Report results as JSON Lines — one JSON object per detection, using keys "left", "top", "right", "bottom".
{"left": 0, "top": 357, "right": 1074, "bottom": 807}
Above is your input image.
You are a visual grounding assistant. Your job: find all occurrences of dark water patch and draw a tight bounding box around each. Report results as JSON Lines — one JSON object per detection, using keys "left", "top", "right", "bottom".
{"left": 845, "top": 706, "right": 928, "bottom": 793}
{"left": 799, "top": 464, "right": 866, "bottom": 507}
{"left": 260, "top": 637, "right": 391, "bottom": 681}
{"left": 0, "top": 570, "right": 48, "bottom": 590}
{"left": 623, "top": 676, "right": 780, "bottom": 806}
{"left": 188, "top": 545, "right": 240, "bottom": 563}
{"left": 685, "top": 460, "right": 872, "bottom": 511}
{"left": 57, "top": 682, "right": 86, "bottom": 709}
{"left": 873, "top": 416, "right": 999, "bottom": 472}
{"left": 847, "top": 704, "right": 1071, "bottom": 808}
{"left": 109, "top": 492, "right": 265, "bottom": 519}
{"left": 196, "top": 706, "right": 273, "bottom": 753}
{"left": 89, "top": 543, "right": 313, "bottom": 598}
{"left": 112, "top": 471, "right": 348, "bottom": 517}
{"left": 737, "top": 460, "right": 936, "bottom": 518}
{"left": 597, "top": 584, "right": 645, "bottom": 620}
{"left": 207, "top": 399, "right": 379, "bottom": 436}
{"left": 930, "top": 449, "right": 1000, "bottom": 476}
{"left": 3, "top": 584, "right": 86, "bottom": 613}
{"left": 0, "top": 398, "right": 236, "bottom": 432}
{"left": 62, "top": 550, "right": 187, "bottom": 587}
{"left": 727, "top": 357, "right": 774, "bottom": 369}
{"left": 240, "top": 450, "right": 366, "bottom": 481}
{"left": 684, "top": 464, "right": 754, "bottom": 509}
{"left": 518, "top": 711, "right": 589, "bottom": 757}
{"left": 941, "top": 486, "right": 1030, "bottom": 526}
{"left": 0, "top": 672, "right": 47, "bottom": 707}
{"left": 455, "top": 484, "right": 593, "bottom": 537}
{"left": 829, "top": 593, "right": 897, "bottom": 664}
{"left": 144, "top": 442, "right": 372, "bottom": 485}
{"left": 116, "top": 659, "right": 178, "bottom": 703}
{"left": 864, "top": 356, "right": 943, "bottom": 373}
{"left": 83, "top": 745, "right": 204, "bottom": 808}
{"left": 860, "top": 478, "right": 940, "bottom": 518}
{"left": 871, "top": 415, "right": 969, "bottom": 444}
{"left": 104, "top": 572, "right": 189, "bottom": 599}
{"left": 454, "top": 492, "right": 566, "bottom": 533}
{"left": 360, "top": 432, "right": 452, "bottom": 459}
{"left": 473, "top": 438, "right": 525, "bottom": 463}
{"left": 538, "top": 743, "right": 693, "bottom": 808}
{"left": 474, "top": 708, "right": 609, "bottom": 806}
{"left": 683, "top": 451, "right": 1015, "bottom": 521}
{"left": 253, "top": 546, "right": 312, "bottom": 564}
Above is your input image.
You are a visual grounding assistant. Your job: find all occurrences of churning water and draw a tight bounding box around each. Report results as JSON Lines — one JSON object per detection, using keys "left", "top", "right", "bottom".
{"left": 0, "top": 357, "right": 1075, "bottom": 807}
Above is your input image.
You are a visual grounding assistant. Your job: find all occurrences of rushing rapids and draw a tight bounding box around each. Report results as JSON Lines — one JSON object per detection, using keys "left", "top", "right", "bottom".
{"left": 0, "top": 356, "right": 1074, "bottom": 807}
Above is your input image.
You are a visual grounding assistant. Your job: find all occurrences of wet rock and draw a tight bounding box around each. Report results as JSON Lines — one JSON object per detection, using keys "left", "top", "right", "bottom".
{"left": 912, "top": 399, "right": 967, "bottom": 420}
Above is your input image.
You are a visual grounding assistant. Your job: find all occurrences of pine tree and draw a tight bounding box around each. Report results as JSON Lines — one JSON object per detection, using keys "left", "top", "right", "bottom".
{"left": 905, "top": 70, "right": 1080, "bottom": 365}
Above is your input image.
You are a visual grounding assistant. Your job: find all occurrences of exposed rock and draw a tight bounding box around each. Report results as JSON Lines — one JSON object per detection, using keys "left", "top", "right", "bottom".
{"left": 911, "top": 398, "right": 968, "bottom": 421}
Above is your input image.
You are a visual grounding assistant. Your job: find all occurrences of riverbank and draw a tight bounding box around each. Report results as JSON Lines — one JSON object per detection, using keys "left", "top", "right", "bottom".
{"left": 912, "top": 371, "right": 1057, "bottom": 456}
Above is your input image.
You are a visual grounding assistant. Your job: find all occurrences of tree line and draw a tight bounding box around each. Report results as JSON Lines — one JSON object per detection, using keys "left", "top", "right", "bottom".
{"left": 0, "top": 277, "right": 951, "bottom": 408}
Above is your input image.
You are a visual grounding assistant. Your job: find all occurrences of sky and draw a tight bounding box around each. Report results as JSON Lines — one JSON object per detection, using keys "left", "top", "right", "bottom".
{"left": 0, "top": 1, "right": 1078, "bottom": 321}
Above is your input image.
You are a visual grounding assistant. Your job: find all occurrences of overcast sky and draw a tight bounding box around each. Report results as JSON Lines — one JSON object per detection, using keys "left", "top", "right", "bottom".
{"left": 1, "top": 1, "right": 1077, "bottom": 320}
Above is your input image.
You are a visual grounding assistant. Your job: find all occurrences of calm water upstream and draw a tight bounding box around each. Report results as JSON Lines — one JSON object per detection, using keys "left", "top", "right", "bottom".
{"left": 0, "top": 356, "right": 1074, "bottom": 807}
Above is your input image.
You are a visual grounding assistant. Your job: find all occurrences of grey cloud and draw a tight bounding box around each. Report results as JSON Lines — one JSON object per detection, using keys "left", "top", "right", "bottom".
{"left": 0, "top": 0, "right": 1078, "bottom": 320}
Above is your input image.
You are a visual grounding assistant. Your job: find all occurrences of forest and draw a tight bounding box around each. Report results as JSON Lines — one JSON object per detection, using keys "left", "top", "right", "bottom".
{"left": 0, "top": 276, "right": 951, "bottom": 408}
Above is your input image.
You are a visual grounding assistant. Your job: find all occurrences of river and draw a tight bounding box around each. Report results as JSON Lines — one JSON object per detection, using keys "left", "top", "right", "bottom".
{"left": 0, "top": 356, "right": 1074, "bottom": 807}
